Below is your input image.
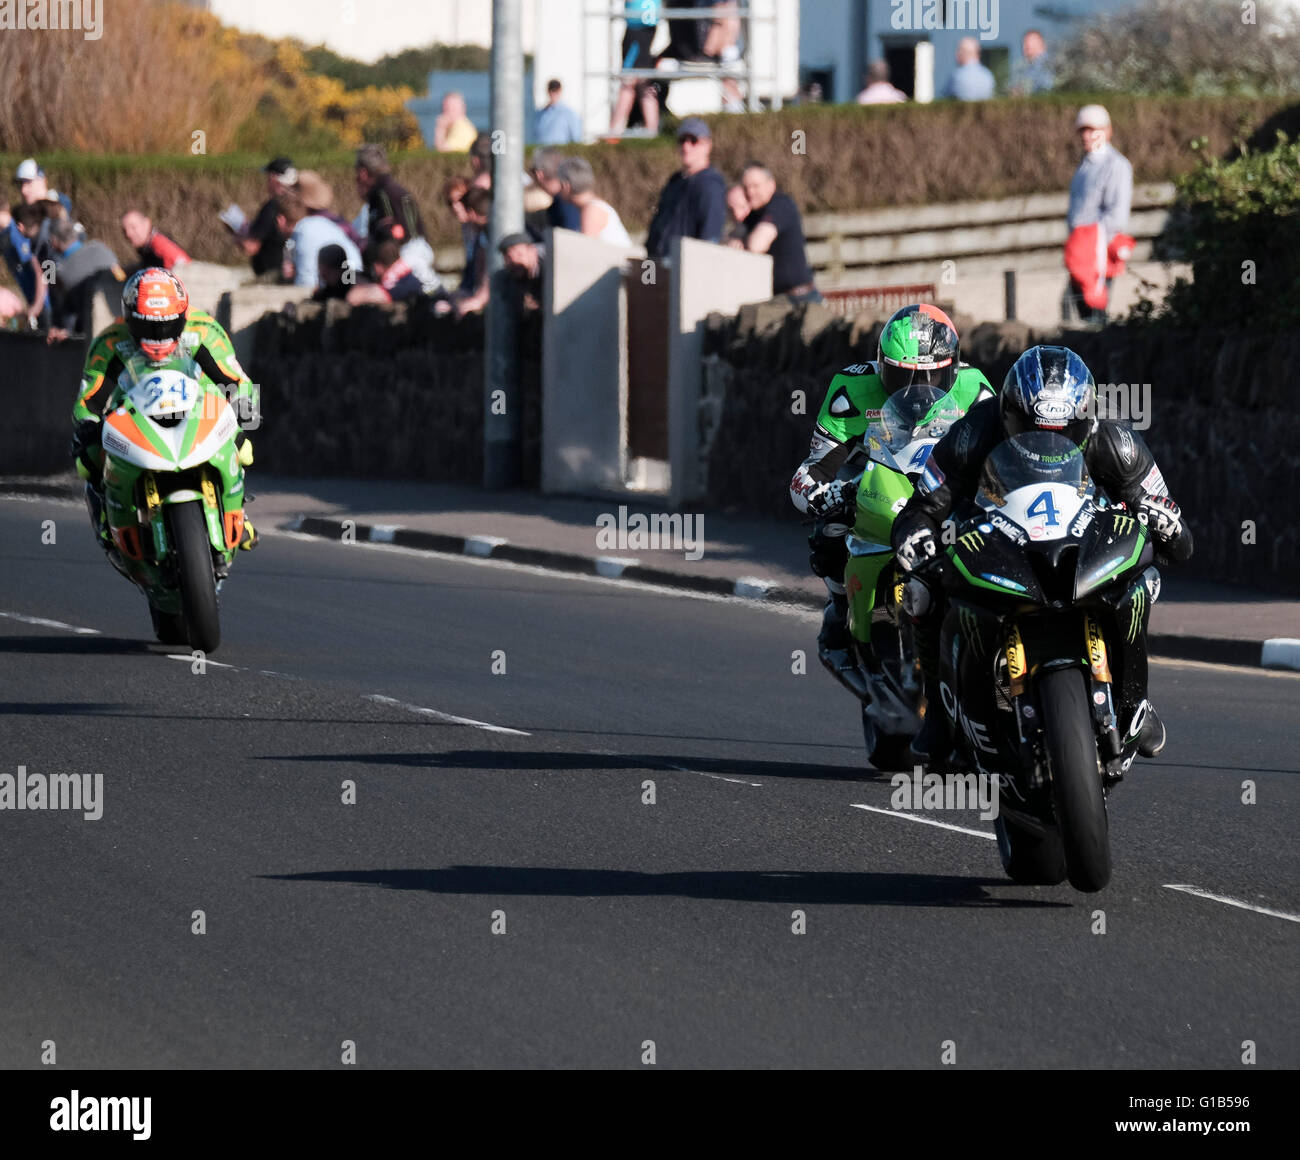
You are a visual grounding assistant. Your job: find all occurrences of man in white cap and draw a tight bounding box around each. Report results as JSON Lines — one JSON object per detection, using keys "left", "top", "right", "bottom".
{"left": 1064, "top": 104, "right": 1133, "bottom": 323}
{"left": 14, "top": 158, "right": 73, "bottom": 219}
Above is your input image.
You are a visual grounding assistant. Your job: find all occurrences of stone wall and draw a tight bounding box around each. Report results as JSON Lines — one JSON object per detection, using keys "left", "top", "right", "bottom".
{"left": 701, "top": 300, "right": 1300, "bottom": 594}
{"left": 248, "top": 299, "right": 542, "bottom": 486}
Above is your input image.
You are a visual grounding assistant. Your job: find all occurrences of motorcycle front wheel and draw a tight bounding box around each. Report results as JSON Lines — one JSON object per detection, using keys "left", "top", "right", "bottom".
{"left": 1039, "top": 667, "right": 1111, "bottom": 892}
{"left": 167, "top": 502, "right": 221, "bottom": 654}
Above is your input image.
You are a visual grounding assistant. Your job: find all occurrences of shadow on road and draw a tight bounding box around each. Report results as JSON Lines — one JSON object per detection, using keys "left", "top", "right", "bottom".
{"left": 261, "top": 749, "right": 886, "bottom": 782}
{"left": 262, "top": 865, "right": 1066, "bottom": 907}
{"left": 0, "top": 634, "right": 152, "bottom": 655}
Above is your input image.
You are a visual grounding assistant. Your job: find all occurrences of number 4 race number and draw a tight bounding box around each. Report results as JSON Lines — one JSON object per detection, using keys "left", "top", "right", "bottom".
{"left": 1026, "top": 489, "right": 1059, "bottom": 526}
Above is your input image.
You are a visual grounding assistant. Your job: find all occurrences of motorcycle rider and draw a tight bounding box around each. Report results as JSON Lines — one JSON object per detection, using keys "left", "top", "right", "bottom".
{"left": 891, "top": 344, "right": 1192, "bottom": 764}
{"left": 71, "top": 267, "right": 259, "bottom": 554}
{"left": 790, "top": 304, "right": 993, "bottom": 689}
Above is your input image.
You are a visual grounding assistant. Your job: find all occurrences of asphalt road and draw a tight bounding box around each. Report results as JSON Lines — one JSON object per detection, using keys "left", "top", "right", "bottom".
{"left": 0, "top": 496, "right": 1296, "bottom": 1069}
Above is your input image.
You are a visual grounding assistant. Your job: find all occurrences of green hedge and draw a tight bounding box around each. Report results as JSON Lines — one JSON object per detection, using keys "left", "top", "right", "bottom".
{"left": 2, "top": 93, "right": 1293, "bottom": 269}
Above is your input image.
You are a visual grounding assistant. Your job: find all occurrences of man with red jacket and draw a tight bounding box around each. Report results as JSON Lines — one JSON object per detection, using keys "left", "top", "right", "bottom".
{"left": 1064, "top": 105, "right": 1133, "bottom": 324}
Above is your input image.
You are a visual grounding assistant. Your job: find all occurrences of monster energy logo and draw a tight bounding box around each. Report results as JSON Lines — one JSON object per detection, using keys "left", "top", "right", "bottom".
{"left": 959, "top": 606, "right": 984, "bottom": 657}
{"left": 958, "top": 530, "right": 985, "bottom": 552}
{"left": 1128, "top": 585, "right": 1146, "bottom": 642}
{"left": 1113, "top": 514, "right": 1136, "bottom": 536}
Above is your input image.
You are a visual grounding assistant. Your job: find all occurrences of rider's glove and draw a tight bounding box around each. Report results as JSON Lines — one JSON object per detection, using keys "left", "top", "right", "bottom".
{"left": 806, "top": 479, "right": 856, "bottom": 520}
{"left": 1138, "top": 494, "right": 1182, "bottom": 543}
{"left": 70, "top": 418, "right": 102, "bottom": 476}
{"left": 896, "top": 524, "right": 938, "bottom": 572}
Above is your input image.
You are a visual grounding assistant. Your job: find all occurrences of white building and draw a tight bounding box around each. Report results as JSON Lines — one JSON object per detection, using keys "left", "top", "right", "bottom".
{"left": 197, "top": 0, "right": 799, "bottom": 140}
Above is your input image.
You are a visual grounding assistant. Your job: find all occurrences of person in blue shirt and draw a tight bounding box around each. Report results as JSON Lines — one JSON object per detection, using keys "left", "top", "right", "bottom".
{"left": 535, "top": 79, "right": 583, "bottom": 145}
{"left": 0, "top": 202, "right": 50, "bottom": 325}
{"left": 275, "top": 192, "right": 362, "bottom": 289}
{"left": 1009, "top": 28, "right": 1055, "bottom": 96}
{"left": 941, "top": 37, "right": 995, "bottom": 101}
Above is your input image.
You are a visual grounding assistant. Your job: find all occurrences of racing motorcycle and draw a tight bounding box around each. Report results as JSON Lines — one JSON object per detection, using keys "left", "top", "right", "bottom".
{"left": 840, "top": 384, "right": 966, "bottom": 770}
{"left": 923, "top": 429, "right": 1161, "bottom": 892}
{"left": 93, "top": 366, "right": 251, "bottom": 653}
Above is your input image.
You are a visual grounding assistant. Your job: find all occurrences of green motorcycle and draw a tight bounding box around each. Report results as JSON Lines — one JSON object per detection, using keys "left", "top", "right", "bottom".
{"left": 842, "top": 385, "right": 966, "bottom": 769}
{"left": 95, "top": 365, "right": 251, "bottom": 652}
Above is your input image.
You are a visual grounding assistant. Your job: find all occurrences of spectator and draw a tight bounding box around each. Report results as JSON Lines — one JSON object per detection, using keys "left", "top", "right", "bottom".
{"left": 120, "top": 211, "right": 190, "bottom": 272}
{"left": 701, "top": 2, "right": 745, "bottom": 111}
{"left": 612, "top": 1, "right": 661, "bottom": 134}
{"left": 434, "top": 92, "right": 479, "bottom": 153}
{"left": 346, "top": 239, "right": 425, "bottom": 306}
{"left": 535, "top": 79, "right": 582, "bottom": 145}
{"left": 46, "top": 219, "right": 124, "bottom": 341}
{"left": 276, "top": 191, "right": 362, "bottom": 290}
{"left": 941, "top": 37, "right": 995, "bottom": 101}
{"left": 724, "top": 183, "right": 750, "bottom": 242}
{"left": 14, "top": 159, "right": 73, "bottom": 221}
{"left": 311, "top": 243, "right": 365, "bottom": 302}
{"left": 1009, "top": 28, "right": 1054, "bottom": 96}
{"left": 732, "top": 162, "right": 818, "bottom": 302}
{"left": 231, "top": 157, "right": 295, "bottom": 279}
{"left": 645, "top": 118, "right": 727, "bottom": 261}
{"left": 354, "top": 144, "right": 438, "bottom": 293}
{"left": 0, "top": 201, "right": 51, "bottom": 326}
{"left": 354, "top": 144, "right": 426, "bottom": 243}
{"left": 438, "top": 187, "right": 492, "bottom": 317}
{"left": 295, "top": 171, "right": 364, "bottom": 248}
{"left": 556, "top": 157, "right": 632, "bottom": 248}
{"left": 469, "top": 132, "right": 494, "bottom": 190}
{"left": 857, "top": 60, "right": 908, "bottom": 104}
{"left": 530, "top": 148, "right": 582, "bottom": 232}
{"left": 498, "top": 232, "right": 546, "bottom": 311}
{"left": 1064, "top": 104, "right": 1134, "bottom": 324}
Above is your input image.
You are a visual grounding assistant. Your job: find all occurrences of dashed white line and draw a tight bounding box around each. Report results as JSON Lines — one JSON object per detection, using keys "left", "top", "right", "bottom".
{"left": 665, "top": 762, "right": 761, "bottom": 787}
{"left": 0, "top": 610, "right": 100, "bottom": 635}
{"left": 165, "top": 653, "right": 239, "bottom": 670}
{"left": 850, "top": 802, "right": 996, "bottom": 840}
{"left": 1163, "top": 884, "right": 1300, "bottom": 924}
{"left": 364, "top": 693, "right": 531, "bottom": 736}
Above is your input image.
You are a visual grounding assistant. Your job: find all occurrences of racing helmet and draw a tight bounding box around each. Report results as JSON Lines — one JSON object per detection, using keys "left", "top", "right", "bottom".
{"left": 877, "top": 304, "right": 960, "bottom": 396}
{"left": 122, "top": 267, "right": 189, "bottom": 362}
{"left": 1000, "top": 345, "right": 1096, "bottom": 448}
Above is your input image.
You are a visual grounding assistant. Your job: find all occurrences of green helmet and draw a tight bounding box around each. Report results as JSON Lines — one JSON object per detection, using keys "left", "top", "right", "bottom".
{"left": 877, "top": 304, "right": 961, "bottom": 396}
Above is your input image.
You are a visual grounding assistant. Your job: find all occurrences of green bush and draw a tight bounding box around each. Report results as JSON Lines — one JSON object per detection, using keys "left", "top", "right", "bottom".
{"left": 1135, "top": 133, "right": 1300, "bottom": 329}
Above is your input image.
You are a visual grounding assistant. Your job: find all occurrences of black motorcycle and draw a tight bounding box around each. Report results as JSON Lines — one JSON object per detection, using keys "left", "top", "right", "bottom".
{"left": 923, "top": 431, "right": 1161, "bottom": 892}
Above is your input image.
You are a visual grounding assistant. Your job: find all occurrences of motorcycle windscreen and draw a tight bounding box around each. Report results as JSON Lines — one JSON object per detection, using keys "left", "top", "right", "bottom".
{"left": 975, "top": 432, "right": 1093, "bottom": 543}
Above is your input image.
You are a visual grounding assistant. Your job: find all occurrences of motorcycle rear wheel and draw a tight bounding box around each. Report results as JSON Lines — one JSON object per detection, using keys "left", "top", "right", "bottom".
{"left": 168, "top": 502, "right": 221, "bottom": 654}
{"left": 1039, "top": 667, "right": 1111, "bottom": 892}
{"left": 149, "top": 604, "right": 188, "bottom": 646}
{"left": 995, "top": 812, "right": 1067, "bottom": 885}
{"left": 862, "top": 704, "right": 914, "bottom": 771}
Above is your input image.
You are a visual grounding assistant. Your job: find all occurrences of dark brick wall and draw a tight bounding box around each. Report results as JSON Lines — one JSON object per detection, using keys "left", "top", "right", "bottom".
{"left": 249, "top": 299, "right": 542, "bottom": 486}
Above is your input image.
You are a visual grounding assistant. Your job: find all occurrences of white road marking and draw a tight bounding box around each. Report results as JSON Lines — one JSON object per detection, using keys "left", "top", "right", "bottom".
{"left": 1152, "top": 656, "right": 1300, "bottom": 680}
{"left": 665, "top": 762, "right": 761, "bottom": 787}
{"left": 0, "top": 610, "right": 100, "bottom": 635}
{"left": 850, "top": 802, "right": 996, "bottom": 840}
{"left": 364, "top": 693, "right": 531, "bottom": 737}
{"left": 165, "top": 653, "right": 240, "bottom": 670}
{"left": 1163, "top": 884, "right": 1300, "bottom": 924}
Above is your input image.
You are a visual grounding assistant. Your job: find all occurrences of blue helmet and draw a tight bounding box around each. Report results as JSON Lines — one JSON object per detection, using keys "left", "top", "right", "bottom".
{"left": 1000, "top": 345, "right": 1096, "bottom": 447}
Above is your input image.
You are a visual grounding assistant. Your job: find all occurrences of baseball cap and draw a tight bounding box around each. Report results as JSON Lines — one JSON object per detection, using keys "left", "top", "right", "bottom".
{"left": 14, "top": 158, "right": 43, "bottom": 183}
{"left": 1074, "top": 104, "right": 1111, "bottom": 131}
{"left": 497, "top": 232, "right": 534, "bottom": 253}
{"left": 676, "top": 117, "right": 711, "bottom": 141}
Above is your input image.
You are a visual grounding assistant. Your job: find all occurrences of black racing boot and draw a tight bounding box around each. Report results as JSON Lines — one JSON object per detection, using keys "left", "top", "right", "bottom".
{"left": 818, "top": 593, "right": 870, "bottom": 701}
{"left": 1133, "top": 700, "right": 1166, "bottom": 758}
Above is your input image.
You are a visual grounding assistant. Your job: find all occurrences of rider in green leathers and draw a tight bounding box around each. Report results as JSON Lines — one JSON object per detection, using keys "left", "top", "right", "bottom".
{"left": 790, "top": 305, "right": 993, "bottom": 690}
